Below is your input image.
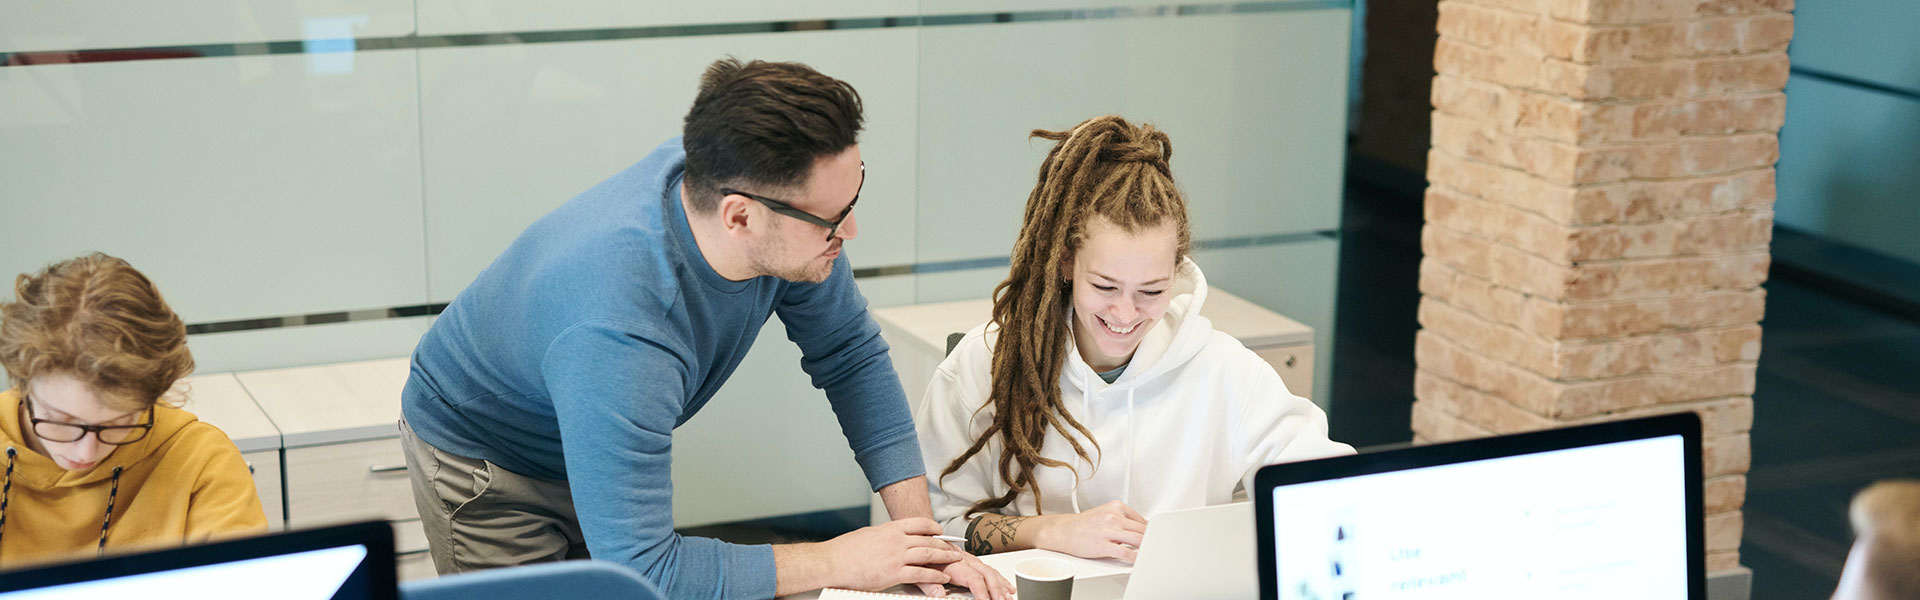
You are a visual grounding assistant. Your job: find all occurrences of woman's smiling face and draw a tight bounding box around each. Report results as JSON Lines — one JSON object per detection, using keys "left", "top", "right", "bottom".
{"left": 1068, "top": 216, "right": 1178, "bottom": 373}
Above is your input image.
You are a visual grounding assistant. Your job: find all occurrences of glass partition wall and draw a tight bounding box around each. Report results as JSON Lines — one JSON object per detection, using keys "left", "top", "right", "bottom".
{"left": 0, "top": 0, "right": 1352, "bottom": 526}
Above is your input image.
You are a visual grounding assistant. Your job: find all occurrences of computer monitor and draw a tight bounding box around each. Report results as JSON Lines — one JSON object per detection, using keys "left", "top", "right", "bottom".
{"left": 0, "top": 521, "right": 396, "bottom": 600}
{"left": 1254, "top": 413, "right": 1704, "bottom": 600}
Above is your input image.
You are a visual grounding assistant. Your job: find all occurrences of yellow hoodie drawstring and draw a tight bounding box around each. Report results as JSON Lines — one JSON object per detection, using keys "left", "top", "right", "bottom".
{"left": 0, "top": 450, "right": 125, "bottom": 560}
{"left": 97, "top": 466, "right": 122, "bottom": 556}
{"left": 1, "top": 446, "right": 14, "bottom": 552}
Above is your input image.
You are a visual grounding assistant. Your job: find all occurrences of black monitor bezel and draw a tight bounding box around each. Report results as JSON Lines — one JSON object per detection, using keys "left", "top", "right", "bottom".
{"left": 1254, "top": 412, "right": 1705, "bottom": 599}
{"left": 0, "top": 520, "right": 396, "bottom": 599}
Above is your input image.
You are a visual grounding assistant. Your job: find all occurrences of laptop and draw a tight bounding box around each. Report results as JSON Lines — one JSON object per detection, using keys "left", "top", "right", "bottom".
{"left": 1253, "top": 413, "right": 1705, "bottom": 600}
{"left": 0, "top": 521, "right": 397, "bottom": 600}
{"left": 1123, "top": 502, "right": 1258, "bottom": 600}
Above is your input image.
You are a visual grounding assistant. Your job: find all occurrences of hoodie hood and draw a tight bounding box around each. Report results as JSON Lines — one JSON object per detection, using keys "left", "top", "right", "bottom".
{"left": 918, "top": 258, "right": 1354, "bottom": 535}
{"left": 1063, "top": 256, "right": 1214, "bottom": 393}
{"left": 2, "top": 388, "right": 198, "bottom": 491}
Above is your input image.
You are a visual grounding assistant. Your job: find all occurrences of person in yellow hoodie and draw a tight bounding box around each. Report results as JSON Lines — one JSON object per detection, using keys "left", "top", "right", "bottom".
{"left": 0, "top": 252, "right": 266, "bottom": 568}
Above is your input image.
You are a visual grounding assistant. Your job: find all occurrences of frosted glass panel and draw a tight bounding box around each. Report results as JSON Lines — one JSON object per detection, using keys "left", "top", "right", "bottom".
{"left": 916, "top": 10, "right": 1350, "bottom": 263}
{"left": 1776, "top": 76, "right": 1920, "bottom": 265}
{"left": 915, "top": 267, "right": 1013, "bottom": 305}
{"left": 188, "top": 317, "right": 435, "bottom": 374}
{"left": 672, "top": 274, "right": 913, "bottom": 526}
{"left": 417, "top": 0, "right": 908, "bottom": 36}
{"left": 0, "top": 1, "right": 413, "bottom": 53}
{"left": 918, "top": 0, "right": 1289, "bottom": 16}
{"left": 857, "top": 273, "right": 919, "bottom": 309}
{"left": 1193, "top": 237, "right": 1339, "bottom": 409}
{"left": 419, "top": 29, "right": 919, "bottom": 301}
{"left": 0, "top": 52, "right": 426, "bottom": 323}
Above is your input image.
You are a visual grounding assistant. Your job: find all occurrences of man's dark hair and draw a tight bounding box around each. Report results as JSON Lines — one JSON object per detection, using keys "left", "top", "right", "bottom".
{"left": 682, "top": 57, "right": 865, "bottom": 214}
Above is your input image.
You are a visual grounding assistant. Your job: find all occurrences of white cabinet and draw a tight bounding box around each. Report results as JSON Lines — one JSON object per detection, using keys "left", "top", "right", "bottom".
{"left": 239, "top": 358, "right": 433, "bottom": 580}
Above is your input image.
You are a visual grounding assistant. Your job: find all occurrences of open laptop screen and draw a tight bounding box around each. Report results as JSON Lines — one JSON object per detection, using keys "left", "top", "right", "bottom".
{"left": 0, "top": 521, "right": 396, "bottom": 600}
{"left": 1254, "top": 413, "right": 1704, "bottom": 600}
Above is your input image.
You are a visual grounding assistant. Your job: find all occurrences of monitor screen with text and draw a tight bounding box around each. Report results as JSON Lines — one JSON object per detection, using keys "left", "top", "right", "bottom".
{"left": 1266, "top": 430, "right": 1693, "bottom": 599}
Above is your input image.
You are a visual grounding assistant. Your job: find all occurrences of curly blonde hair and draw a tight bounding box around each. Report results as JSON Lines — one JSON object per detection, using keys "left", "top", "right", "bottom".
{"left": 0, "top": 253, "right": 193, "bottom": 410}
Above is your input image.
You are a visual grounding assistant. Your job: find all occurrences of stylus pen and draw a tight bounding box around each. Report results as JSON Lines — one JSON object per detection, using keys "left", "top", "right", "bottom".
{"left": 935, "top": 534, "right": 968, "bottom": 548}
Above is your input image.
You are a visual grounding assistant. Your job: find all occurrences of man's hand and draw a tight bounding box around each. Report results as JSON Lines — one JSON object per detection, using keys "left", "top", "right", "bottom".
{"left": 818, "top": 518, "right": 968, "bottom": 591}
{"left": 912, "top": 553, "right": 1013, "bottom": 600}
{"left": 1034, "top": 500, "right": 1148, "bottom": 563}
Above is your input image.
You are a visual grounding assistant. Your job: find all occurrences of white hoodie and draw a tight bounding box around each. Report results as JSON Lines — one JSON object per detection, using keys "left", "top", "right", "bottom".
{"left": 918, "top": 259, "right": 1354, "bottom": 538}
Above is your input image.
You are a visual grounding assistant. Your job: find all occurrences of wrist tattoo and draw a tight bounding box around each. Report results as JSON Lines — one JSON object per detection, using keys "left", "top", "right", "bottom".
{"left": 966, "top": 514, "right": 1030, "bottom": 555}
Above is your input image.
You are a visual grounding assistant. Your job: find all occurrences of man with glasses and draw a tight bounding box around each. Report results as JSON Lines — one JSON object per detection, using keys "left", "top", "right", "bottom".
{"left": 398, "top": 58, "right": 1011, "bottom": 600}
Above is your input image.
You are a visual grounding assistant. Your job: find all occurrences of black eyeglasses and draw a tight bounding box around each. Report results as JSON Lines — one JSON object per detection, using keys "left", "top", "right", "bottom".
{"left": 720, "top": 162, "right": 865, "bottom": 242}
{"left": 22, "top": 394, "right": 154, "bottom": 445}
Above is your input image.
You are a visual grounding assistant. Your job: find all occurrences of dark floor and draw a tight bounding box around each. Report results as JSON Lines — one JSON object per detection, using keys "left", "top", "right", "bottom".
{"left": 1327, "top": 179, "right": 1424, "bottom": 448}
{"left": 1742, "top": 276, "right": 1920, "bottom": 599}
{"left": 685, "top": 177, "right": 1920, "bottom": 600}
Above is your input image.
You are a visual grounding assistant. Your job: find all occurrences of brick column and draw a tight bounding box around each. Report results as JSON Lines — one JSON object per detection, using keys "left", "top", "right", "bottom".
{"left": 1414, "top": 0, "right": 1794, "bottom": 573}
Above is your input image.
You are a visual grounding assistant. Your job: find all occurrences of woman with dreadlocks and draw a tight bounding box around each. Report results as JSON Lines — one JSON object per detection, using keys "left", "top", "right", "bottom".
{"left": 0, "top": 253, "right": 265, "bottom": 567}
{"left": 916, "top": 116, "right": 1353, "bottom": 563}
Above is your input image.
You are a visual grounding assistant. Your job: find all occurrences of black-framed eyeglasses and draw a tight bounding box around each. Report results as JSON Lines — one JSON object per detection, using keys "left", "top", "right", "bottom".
{"left": 22, "top": 394, "right": 154, "bottom": 445}
{"left": 720, "top": 162, "right": 865, "bottom": 242}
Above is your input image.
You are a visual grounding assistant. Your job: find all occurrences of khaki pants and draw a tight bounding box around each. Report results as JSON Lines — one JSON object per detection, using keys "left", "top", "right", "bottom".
{"left": 399, "top": 417, "right": 590, "bottom": 575}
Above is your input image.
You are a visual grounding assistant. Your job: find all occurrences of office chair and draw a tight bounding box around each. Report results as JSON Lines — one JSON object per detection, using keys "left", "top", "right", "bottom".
{"left": 400, "top": 560, "right": 665, "bottom": 600}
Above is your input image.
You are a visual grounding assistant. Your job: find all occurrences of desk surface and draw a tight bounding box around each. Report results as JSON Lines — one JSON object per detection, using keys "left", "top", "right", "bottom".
{"left": 239, "top": 356, "right": 411, "bottom": 447}
{"left": 174, "top": 372, "right": 280, "bottom": 453}
{"left": 783, "top": 549, "right": 1132, "bottom": 600}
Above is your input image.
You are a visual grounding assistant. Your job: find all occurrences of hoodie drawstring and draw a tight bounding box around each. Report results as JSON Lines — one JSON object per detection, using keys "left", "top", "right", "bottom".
{"left": 0, "top": 448, "right": 124, "bottom": 559}
{"left": 1072, "top": 371, "right": 1088, "bottom": 515}
{"left": 1, "top": 446, "right": 15, "bottom": 552}
{"left": 1068, "top": 372, "right": 1137, "bottom": 514}
{"left": 1124, "top": 387, "right": 1135, "bottom": 508}
{"left": 97, "top": 466, "right": 122, "bottom": 556}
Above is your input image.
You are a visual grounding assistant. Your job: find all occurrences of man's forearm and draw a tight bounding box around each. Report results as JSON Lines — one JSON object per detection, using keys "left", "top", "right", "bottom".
{"left": 772, "top": 542, "right": 831, "bottom": 597}
{"left": 878, "top": 475, "right": 934, "bottom": 521}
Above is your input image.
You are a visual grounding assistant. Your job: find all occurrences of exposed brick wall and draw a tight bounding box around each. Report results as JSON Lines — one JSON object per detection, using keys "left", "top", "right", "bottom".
{"left": 1415, "top": 0, "right": 1792, "bottom": 574}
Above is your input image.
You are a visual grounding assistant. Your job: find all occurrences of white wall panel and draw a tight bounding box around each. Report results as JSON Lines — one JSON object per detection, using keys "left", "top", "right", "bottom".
{"left": 916, "top": 10, "right": 1350, "bottom": 264}
{"left": 419, "top": 29, "right": 919, "bottom": 301}
{"left": 0, "top": 51, "right": 426, "bottom": 322}
{"left": 417, "top": 0, "right": 909, "bottom": 36}
{"left": 0, "top": 1, "right": 413, "bottom": 53}
{"left": 672, "top": 274, "right": 913, "bottom": 526}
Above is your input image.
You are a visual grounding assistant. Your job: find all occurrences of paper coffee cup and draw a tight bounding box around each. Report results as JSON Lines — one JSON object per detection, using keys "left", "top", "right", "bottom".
{"left": 1015, "top": 557, "right": 1074, "bottom": 600}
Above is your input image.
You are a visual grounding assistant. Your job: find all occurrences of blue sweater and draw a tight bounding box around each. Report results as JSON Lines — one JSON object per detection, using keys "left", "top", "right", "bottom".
{"left": 402, "top": 138, "right": 923, "bottom": 600}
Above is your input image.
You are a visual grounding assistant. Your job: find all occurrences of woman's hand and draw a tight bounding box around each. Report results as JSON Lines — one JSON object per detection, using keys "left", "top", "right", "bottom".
{"left": 1034, "top": 500, "right": 1149, "bottom": 563}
